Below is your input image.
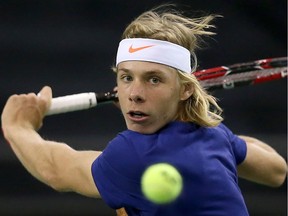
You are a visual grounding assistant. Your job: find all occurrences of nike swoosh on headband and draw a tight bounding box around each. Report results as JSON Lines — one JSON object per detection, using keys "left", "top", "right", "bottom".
{"left": 117, "top": 38, "right": 192, "bottom": 73}
{"left": 128, "top": 45, "right": 155, "bottom": 53}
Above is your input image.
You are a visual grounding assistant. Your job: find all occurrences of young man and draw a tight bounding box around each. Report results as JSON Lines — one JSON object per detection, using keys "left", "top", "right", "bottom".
{"left": 1, "top": 5, "right": 287, "bottom": 216}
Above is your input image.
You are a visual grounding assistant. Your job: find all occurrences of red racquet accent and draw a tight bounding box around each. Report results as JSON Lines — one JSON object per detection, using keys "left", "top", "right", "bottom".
{"left": 194, "top": 57, "right": 287, "bottom": 90}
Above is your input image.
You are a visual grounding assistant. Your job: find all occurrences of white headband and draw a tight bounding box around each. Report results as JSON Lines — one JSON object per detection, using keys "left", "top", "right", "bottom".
{"left": 116, "top": 38, "right": 193, "bottom": 73}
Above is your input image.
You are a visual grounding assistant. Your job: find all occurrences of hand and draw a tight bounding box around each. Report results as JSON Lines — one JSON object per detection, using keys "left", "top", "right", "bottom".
{"left": 1, "top": 86, "right": 52, "bottom": 132}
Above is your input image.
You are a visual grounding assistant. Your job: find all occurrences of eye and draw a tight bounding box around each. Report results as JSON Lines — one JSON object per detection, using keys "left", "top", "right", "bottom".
{"left": 149, "top": 77, "right": 160, "bottom": 84}
{"left": 121, "top": 74, "right": 133, "bottom": 82}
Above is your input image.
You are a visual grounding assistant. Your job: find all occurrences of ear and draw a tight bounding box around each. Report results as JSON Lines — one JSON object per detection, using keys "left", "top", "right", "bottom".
{"left": 180, "top": 83, "right": 194, "bottom": 101}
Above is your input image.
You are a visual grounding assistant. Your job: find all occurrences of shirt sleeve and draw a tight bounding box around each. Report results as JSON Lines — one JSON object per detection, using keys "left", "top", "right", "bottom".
{"left": 219, "top": 124, "right": 247, "bottom": 165}
{"left": 90, "top": 133, "right": 144, "bottom": 209}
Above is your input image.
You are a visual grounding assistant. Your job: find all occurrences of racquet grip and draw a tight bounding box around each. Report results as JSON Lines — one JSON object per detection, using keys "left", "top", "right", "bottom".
{"left": 46, "top": 93, "right": 97, "bottom": 116}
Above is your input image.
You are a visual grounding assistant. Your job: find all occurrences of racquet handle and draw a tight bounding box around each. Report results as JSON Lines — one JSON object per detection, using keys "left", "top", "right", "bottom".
{"left": 46, "top": 91, "right": 117, "bottom": 116}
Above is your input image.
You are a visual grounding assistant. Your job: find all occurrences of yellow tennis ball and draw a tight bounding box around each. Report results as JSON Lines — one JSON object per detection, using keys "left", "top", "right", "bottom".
{"left": 141, "top": 163, "right": 183, "bottom": 204}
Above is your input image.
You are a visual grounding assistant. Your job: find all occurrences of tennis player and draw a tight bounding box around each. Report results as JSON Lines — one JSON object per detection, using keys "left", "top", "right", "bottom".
{"left": 1, "top": 5, "right": 286, "bottom": 216}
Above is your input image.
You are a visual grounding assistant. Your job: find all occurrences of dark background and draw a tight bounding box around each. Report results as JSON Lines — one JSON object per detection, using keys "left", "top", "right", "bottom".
{"left": 0, "top": 0, "right": 287, "bottom": 215}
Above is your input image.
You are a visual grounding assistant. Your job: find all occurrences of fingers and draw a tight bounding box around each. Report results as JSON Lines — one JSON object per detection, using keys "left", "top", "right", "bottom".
{"left": 38, "top": 86, "right": 52, "bottom": 113}
{"left": 2, "top": 86, "right": 53, "bottom": 131}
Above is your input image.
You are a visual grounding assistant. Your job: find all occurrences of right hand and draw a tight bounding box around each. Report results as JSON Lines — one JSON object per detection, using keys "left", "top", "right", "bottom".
{"left": 1, "top": 86, "right": 52, "bottom": 133}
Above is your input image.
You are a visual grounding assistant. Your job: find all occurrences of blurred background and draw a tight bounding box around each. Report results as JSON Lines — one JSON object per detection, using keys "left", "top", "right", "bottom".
{"left": 0, "top": 0, "right": 286, "bottom": 215}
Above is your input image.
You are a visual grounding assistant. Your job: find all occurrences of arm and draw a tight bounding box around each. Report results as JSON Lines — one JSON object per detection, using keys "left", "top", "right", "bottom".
{"left": 237, "top": 135, "right": 287, "bottom": 187}
{"left": 1, "top": 86, "right": 101, "bottom": 198}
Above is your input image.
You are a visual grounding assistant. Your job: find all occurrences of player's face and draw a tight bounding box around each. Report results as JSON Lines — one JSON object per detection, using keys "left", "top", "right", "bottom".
{"left": 117, "top": 61, "right": 186, "bottom": 134}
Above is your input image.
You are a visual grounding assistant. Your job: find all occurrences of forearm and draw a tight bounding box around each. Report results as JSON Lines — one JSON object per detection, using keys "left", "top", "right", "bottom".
{"left": 3, "top": 126, "right": 101, "bottom": 197}
{"left": 3, "top": 126, "right": 59, "bottom": 185}
{"left": 238, "top": 135, "right": 277, "bottom": 152}
{"left": 238, "top": 135, "right": 287, "bottom": 187}
{"left": 1, "top": 87, "right": 101, "bottom": 197}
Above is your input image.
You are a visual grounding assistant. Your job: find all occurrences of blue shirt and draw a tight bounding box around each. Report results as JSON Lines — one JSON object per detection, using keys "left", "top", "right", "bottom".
{"left": 91, "top": 121, "right": 248, "bottom": 215}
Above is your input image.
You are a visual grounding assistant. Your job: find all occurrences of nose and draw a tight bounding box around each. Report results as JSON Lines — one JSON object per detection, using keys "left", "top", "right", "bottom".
{"left": 129, "top": 81, "right": 145, "bottom": 103}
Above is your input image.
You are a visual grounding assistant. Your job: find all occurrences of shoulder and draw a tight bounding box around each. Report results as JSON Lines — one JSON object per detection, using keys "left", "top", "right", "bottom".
{"left": 205, "top": 123, "right": 237, "bottom": 141}
{"left": 205, "top": 123, "right": 246, "bottom": 148}
{"left": 101, "top": 130, "right": 137, "bottom": 159}
{"left": 92, "top": 131, "right": 147, "bottom": 185}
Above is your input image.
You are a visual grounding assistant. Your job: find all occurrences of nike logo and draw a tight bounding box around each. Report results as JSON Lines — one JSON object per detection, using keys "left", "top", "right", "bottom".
{"left": 128, "top": 44, "right": 155, "bottom": 53}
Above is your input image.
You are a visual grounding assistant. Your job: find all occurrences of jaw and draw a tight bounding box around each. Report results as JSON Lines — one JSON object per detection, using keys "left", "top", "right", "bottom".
{"left": 124, "top": 114, "right": 172, "bottom": 134}
{"left": 126, "top": 123, "right": 162, "bottom": 134}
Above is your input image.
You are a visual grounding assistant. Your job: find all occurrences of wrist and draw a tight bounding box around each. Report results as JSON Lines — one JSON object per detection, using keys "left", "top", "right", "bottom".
{"left": 2, "top": 125, "right": 37, "bottom": 144}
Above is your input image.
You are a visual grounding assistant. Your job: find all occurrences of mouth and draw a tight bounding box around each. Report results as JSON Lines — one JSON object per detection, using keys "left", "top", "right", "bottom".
{"left": 127, "top": 110, "right": 148, "bottom": 121}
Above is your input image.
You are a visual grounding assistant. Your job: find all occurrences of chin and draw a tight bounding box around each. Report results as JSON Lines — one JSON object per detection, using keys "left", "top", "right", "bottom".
{"left": 127, "top": 124, "right": 163, "bottom": 134}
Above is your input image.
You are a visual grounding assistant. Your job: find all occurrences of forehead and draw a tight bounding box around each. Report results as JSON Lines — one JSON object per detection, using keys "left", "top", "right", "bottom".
{"left": 117, "top": 61, "right": 177, "bottom": 75}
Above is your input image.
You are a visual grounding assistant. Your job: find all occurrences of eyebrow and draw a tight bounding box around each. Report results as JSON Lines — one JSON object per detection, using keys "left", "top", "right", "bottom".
{"left": 117, "top": 68, "right": 129, "bottom": 73}
{"left": 117, "top": 67, "right": 167, "bottom": 75}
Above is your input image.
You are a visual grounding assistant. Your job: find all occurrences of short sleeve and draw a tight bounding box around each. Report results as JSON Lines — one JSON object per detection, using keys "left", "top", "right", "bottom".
{"left": 219, "top": 124, "right": 247, "bottom": 165}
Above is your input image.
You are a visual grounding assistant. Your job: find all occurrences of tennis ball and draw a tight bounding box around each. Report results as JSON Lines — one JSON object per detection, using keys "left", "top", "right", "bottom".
{"left": 141, "top": 163, "right": 183, "bottom": 204}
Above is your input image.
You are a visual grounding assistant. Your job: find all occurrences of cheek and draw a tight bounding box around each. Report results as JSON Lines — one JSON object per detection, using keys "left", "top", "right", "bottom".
{"left": 117, "top": 85, "right": 128, "bottom": 100}
{"left": 168, "top": 86, "right": 182, "bottom": 102}
{"left": 117, "top": 94, "right": 126, "bottom": 110}
{"left": 156, "top": 89, "right": 181, "bottom": 113}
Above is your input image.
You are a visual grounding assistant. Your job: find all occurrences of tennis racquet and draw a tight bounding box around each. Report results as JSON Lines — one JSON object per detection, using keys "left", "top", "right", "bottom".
{"left": 46, "top": 57, "right": 287, "bottom": 116}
